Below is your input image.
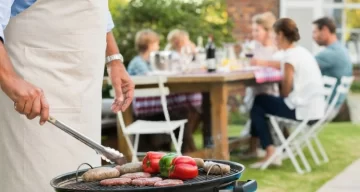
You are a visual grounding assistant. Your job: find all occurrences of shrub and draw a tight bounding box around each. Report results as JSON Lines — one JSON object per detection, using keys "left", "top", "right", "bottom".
{"left": 110, "top": 0, "right": 235, "bottom": 65}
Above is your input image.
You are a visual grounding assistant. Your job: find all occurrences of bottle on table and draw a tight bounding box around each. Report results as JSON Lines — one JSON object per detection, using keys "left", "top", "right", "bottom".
{"left": 205, "top": 35, "right": 216, "bottom": 73}
{"left": 196, "top": 36, "right": 206, "bottom": 68}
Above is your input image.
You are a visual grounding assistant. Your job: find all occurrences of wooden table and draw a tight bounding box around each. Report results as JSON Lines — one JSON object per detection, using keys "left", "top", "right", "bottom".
{"left": 116, "top": 71, "right": 258, "bottom": 161}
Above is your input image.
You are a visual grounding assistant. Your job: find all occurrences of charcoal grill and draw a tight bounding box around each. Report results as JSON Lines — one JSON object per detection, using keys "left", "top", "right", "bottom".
{"left": 51, "top": 160, "right": 257, "bottom": 192}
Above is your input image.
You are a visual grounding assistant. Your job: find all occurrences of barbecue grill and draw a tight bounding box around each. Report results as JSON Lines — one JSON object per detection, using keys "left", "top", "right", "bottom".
{"left": 51, "top": 160, "right": 257, "bottom": 192}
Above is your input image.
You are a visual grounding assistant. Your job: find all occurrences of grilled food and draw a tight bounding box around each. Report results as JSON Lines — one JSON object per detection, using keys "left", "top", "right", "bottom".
{"left": 120, "top": 172, "right": 151, "bottom": 179}
{"left": 131, "top": 177, "right": 163, "bottom": 186}
{"left": 154, "top": 179, "right": 184, "bottom": 187}
{"left": 193, "top": 158, "right": 205, "bottom": 168}
{"left": 82, "top": 167, "right": 120, "bottom": 182}
{"left": 115, "top": 162, "right": 143, "bottom": 174}
{"left": 204, "top": 161, "right": 231, "bottom": 175}
{"left": 100, "top": 178, "right": 132, "bottom": 186}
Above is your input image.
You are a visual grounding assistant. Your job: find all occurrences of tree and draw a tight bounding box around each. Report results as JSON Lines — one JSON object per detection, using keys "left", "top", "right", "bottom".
{"left": 110, "top": 0, "right": 234, "bottom": 65}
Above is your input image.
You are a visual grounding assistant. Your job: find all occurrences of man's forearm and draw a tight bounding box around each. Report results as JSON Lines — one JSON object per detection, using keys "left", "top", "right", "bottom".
{"left": 0, "top": 42, "right": 16, "bottom": 86}
{"left": 106, "top": 32, "right": 126, "bottom": 70}
{"left": 106, "top": 31, "right": 119, "bottom": 56}
{"left": 105, "top": 31, "right": 134, "bottom": 112}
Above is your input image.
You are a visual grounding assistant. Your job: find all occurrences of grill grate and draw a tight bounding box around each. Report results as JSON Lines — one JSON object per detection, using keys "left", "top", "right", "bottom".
{"left": 58, "top": 168, "right": 239, "bottom": 191}
{"left": 52, "top": 160, "right": 245, "bottom": 192}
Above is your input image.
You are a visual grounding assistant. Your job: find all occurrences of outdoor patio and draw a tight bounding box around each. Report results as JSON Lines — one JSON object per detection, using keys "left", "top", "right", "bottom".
{"left": 3, "top": 0, "right": 360, "bottom": 191}
{"left": 100, "top": 0, "right": 360, "bottom": 191}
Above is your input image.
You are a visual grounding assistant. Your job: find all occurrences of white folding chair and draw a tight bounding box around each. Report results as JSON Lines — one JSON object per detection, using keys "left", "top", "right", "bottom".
{"left": 107, "top": 76, "right": 187, "bottom": 162}
{"left": 271, "top": 75, "right": 337, "bottom": 159}
{"left": 324, "top": 76, "right": 355, "bottom": 123}
{"left": 293, "top": 76, "right": 338, "bottom": 166}
{"left": 260, "top": 76, "right": 338, "bottom": 174}
{"left": 298, "top": 76, "right": 354, "bottom": 165}
{"left": 323, "top": 76, "right": 338, "bottom": 108}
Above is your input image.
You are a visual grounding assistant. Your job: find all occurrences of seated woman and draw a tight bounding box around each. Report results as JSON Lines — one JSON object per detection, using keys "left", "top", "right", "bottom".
{"left": 165, "top": 29, "right": 196, "bottom": 55}
{"left": 127, "top": 29, "right": 202, "bottom": 153}
{"left": 241, "top": 12, "right": 282, "bottom": 159}
{"left": 165, "top": 29, "right": 213, "bottom": 151}
{"left": 165, "top": 29, "right": 209, "bottom": 151}
{"left": 249, "top": 18, "right": 326, "bottom": 168}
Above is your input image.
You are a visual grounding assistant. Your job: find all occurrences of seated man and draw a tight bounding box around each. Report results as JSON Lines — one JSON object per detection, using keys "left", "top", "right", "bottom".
{"left": 312, "top": 17, "right": 353, "bottom": 106}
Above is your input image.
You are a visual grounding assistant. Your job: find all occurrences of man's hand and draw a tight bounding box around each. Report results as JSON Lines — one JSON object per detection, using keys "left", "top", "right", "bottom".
{"left": 105, "top": 32, "right": 134, "bottom": 113}
{"left": 108, "top": 60, "right": 134, "bottom": 113}
{"left": 0, "top": 75, "right": 49, "bottom": 125}
{"left": 0, "top": 42, "right": 49, "bottom": 125}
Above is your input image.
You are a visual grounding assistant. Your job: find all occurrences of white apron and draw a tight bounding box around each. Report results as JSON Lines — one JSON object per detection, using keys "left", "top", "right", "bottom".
{"left": 0, "top": 0, "right": 107, "bottom": 191}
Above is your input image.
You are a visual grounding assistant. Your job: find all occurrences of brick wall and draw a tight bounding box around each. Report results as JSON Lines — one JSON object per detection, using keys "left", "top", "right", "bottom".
{"left": 226, "top": 0, "right": 280, "bottom": 41}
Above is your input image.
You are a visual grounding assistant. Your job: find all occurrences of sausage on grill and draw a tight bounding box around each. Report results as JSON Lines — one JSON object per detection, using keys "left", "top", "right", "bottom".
{"left": 82, "top": 167, "right": 120, "bottom": 182}
{"left": 131, "top": 177, "right": 163, "bottom": 186}
{"left": 154, "top": 179, "right": 184, "bottom": 187}
{"left": 115, "top": 162, "right": 143, "bottom": 174}
{"left": 203, "top": 161, "right": 231, "bottom": 175}
{"left": 194, "top": 158, "right": 205, "bottom": 168}
{"left": 120, "top": 172, "right": 151, "bottom": 179}
{"left": 100, "top": 178, "right": 132, "bottom": 186}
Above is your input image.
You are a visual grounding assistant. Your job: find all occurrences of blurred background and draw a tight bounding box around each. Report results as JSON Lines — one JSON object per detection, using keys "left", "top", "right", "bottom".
{"left": 101, "top": 1, "right": 360, "bottom": 191}
{"left": 109, "top": 0, "right": 360, "bottom": 65}
{"left": 104, "top": 0, "right": 360, "bottom": 122}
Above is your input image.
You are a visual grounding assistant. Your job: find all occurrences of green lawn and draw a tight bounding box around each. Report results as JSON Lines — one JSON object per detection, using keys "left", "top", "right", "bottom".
{"left": 193, "top": 123, "right": 360, "bottom": 192}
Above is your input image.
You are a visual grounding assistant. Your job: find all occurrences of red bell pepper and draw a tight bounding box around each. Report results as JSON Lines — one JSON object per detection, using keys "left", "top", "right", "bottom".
{"left": 142, "top": 151, "right": 166, "bottom": 174}
{"left": 169, "top": 156, "right": 198, "bottom": 180}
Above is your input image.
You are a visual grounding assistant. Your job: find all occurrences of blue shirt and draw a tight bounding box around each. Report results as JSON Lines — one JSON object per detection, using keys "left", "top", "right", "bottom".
{"left": 315, "top": 41, "right": 353, "bottom": 106}
{"left": 127, "top": 56, "right": 151, "bottom": 75}
{"left": 0, "top": 0, "right": 114, "bottom": 41}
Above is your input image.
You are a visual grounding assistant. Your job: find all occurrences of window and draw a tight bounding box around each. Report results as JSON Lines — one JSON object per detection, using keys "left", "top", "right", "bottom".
{"left": 281, "top": 0, "right": 360, "bottom": 64}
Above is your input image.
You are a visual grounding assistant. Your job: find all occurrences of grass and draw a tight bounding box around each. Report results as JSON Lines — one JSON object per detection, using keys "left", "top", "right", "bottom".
{"left": 351, "top": 81, "right": 360, "bottom": 93}
{"left": 193, "top": 122, "right": 360, "bottom": 192}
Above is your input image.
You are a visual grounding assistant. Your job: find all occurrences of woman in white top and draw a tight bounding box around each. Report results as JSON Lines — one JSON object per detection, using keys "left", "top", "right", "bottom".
{"left": 242, "top": 12, "right": 282, "bottom": 159}
{"left": 249, "top": 18, "right": 325, "bottom": 168}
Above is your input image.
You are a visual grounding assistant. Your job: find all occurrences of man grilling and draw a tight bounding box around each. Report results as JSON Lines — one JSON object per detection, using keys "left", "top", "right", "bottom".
{"left": 0, "top": 1, "right": 134, "bottom": 192}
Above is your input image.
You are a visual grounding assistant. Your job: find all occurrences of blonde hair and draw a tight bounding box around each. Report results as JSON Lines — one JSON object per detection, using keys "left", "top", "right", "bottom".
{"left": 135, "top": 29, "right": 159, "bottom": 53}
{"left": 167, "top": 29, "right": 189, "bottom": 42}
{"left": 166, "top": 29, "right": 189, "bottom": 50}
{"left": 252, "top": 12, "right": 277, "bottom": 31}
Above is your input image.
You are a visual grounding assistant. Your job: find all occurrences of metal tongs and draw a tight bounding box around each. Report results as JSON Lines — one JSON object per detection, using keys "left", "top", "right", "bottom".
{"left": 47, "top": 116, "right": 127, "bottom": 165}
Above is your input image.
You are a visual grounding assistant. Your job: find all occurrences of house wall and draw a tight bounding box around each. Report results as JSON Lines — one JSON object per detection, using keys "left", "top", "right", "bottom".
{"left": 226, "top": 0, "right": 280, "bottom": 41}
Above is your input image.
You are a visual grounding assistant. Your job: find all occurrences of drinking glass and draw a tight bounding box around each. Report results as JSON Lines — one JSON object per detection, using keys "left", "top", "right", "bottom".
{"left": 181, "top": 45, "right": 195, "bottom": 73}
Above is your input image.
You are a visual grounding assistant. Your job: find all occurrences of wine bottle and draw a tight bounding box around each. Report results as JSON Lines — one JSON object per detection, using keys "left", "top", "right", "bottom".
{"left": 205, "top": 35, "right": 216, "bottom": 72}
